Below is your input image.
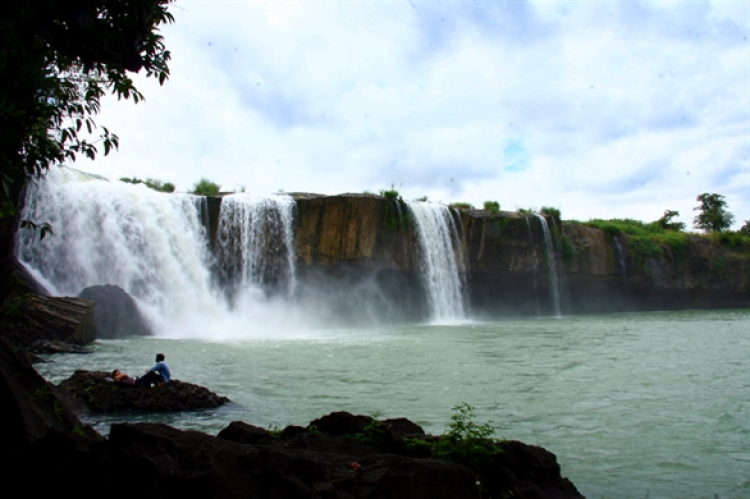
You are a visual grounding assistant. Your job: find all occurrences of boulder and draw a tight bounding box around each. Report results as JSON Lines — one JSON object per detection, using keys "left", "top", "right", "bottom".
{"left": 59, "top": 370, "right": 229, "bottom": 413}
{"left": 78, "top": 284, "right": 153, "bottom": 339}
{"left": 1, "top": 293, "right": 95, "bottom": 346}
{"left": 0, "top": 334, "right": 99, "bottom": 455}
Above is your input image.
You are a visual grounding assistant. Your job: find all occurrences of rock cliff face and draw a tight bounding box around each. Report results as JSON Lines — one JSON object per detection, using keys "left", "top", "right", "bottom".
{"left": 254, "top": 195, "right": 748, "bottom": 318}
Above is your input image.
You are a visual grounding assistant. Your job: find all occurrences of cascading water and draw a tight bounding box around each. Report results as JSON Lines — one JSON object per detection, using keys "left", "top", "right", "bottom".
{"left": 612, "top": 235, "right": 627, "bottom": 286}
{"left": 524, "top": 216, "right": 541, "bottom": 317}
{"left": 16, "top": 168, "right": 219, "bottom": 325}
{"left": 215, "top": 194, "right": 296, "bottom": 305}
{"left": 535, "top": 214, "right": 562, "bottom": 317}
{"left": 405, "top": 202, "right": 466, "bottom": 322}
{"left": 14, "top": 167, "right": 300, "bottom": 338}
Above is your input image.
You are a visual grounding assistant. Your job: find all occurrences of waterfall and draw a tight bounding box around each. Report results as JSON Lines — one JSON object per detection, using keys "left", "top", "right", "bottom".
{"left": 14, "top": 167, "right": 299, "bottom": 337}
{"left": 15, "top": 167, "right": 219, "bottom": 325}
{"left": 535, "top": 214, "right": 562, "bottom": 317}
{"left": 613, "top": 235, "right": 627, "bottom": 286}
{"left": 549, "top": 217, "right": 571, "bottom": 313}
{"left": 524, "top": 216, "right": 541, "bottom": 317}
{"left": 215, "top": 194, "right": 296, "bottom": 305}
{"left": 406, "top": 202, "right": 466, "bottom": 322}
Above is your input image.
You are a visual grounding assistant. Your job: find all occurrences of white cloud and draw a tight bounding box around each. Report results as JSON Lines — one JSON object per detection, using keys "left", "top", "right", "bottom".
{"left": 76, "top": 0, "right": 750, "bottom": 228}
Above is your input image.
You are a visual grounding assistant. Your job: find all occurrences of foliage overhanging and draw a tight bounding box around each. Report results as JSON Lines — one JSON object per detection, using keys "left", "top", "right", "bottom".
{"left": 0, "top": 0, "right": 175, "bottom": 220}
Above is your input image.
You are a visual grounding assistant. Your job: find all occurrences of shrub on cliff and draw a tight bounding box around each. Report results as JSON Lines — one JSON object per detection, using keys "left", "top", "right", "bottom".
{"left": 192, "top": 178, "right": 221, "bottom": 196}
{"left": 379, "top": 184, "right": 400, "bottom": 201}
{"left": 484, "top": 201, "right": 500, "bottom": 213}
{"left": 541, "top": 206, "right": 561, "bottom": 219}
{"left": 120, "top": 177, "right": 175, "bottom": 193}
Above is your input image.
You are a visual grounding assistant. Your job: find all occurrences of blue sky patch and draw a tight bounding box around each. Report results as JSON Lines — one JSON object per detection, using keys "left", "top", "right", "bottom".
{"left": 503, "top": 140, "right": 531, "bottom": 172}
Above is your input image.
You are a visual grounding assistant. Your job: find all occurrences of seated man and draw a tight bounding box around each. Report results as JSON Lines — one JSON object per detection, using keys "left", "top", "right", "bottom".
{"left": 136, "top": 353, "right": 171, "bottom": 388}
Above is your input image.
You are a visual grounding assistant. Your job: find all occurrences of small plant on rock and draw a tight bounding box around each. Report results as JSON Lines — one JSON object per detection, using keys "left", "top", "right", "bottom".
{"left": 380, "top": 184, "right": 400, "bottom": 202}
{"left": 192, "top": 178, "right": 221, "bottom": 196}
{"left": 483, "top": 201, "right": 500, "bottom": 214}
{"left": 434, "top": 403, "right": 502, "bottom": 469}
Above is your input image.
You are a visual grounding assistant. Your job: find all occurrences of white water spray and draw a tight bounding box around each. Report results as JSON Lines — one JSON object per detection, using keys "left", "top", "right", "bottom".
{"left": 215, "top": 193, "right": 297, "bottom": 303}
{"left": 16, "top": 168, "right": 219, "bottom": 325}
{"left": 14, "top": 167, "right": 304, "bottom": 339}
{"left": 535, "top": 214, "right": 562, "bottom": 317}
{"left": 524, "top": 216, "right": 541, "bottom": 317}
{"left": 406, "top": 202, "right": 466, "bottom": 323}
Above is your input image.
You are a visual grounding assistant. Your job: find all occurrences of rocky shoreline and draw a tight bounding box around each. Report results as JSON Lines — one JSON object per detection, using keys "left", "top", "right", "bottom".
{"left": 0, "top": 262, "right": 584, "bottom": 497}
{"left": 1, "top": 327, "right": 584, "bottom": 498}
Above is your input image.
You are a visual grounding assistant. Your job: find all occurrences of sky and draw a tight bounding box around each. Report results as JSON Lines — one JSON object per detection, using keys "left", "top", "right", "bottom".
{"left": 77, "top": 0, "right": 750, "bottom": 228}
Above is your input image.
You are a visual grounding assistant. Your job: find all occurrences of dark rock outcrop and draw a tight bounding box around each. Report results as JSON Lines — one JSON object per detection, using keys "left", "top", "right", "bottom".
{"left": 1, "top": 293, "right": 95, "bottom": 347}
{"left": 59, "top": 370, "right": 230, "bottom": 413}
{"left": 1, "top": 312, "right": 583, "bottom": 498}
{"left": 79, "top": 284, "right": 153, "bottom": 338}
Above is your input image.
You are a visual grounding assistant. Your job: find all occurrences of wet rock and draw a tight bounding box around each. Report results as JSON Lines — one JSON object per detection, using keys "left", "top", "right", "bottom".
{"left": 30, "top": 339, "right": 92, "bottom": 354}
{"left": 58, "top": 370, "right": 229, "bottom": 413}
{"left": 1, "top": 293, "right": 95, "bottom": 346}
{"left": 78, "top": 284, "right": 153, "bottom": 339}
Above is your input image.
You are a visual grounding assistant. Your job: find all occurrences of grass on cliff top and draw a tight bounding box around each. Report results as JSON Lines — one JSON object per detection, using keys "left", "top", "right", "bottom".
{"left": 584, "top": 218, "right": 750, "bottom": 258}
{"left": 585, "top": 218, "right": 688, "bottom": 259}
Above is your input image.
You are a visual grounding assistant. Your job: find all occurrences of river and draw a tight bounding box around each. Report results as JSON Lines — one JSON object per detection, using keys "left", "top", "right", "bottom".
{"left": 37, "top": 309, "right": 750, "bottom": 499}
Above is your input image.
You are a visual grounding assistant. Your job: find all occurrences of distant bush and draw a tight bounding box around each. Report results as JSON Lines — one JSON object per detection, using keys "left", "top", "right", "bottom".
{"left": 706, "top": 231, "right": 750, "bottom": 253}
{"left": 629, "top": 235, "right": 662, "bottom": 259}
{"left": 192, "top": 178, "right": 221, "bottom": 196}
{"left": 540, "top": 206, "right": 560, "bottom": 219}
{"left": 585, "top": 218, "right": 690, "bottom": 262}
{"left": 449, "top": 202, "right": 474, "bottom": 210}
{"left": 120, "top": 176, "right": 175, "bottom": 193}
{"left": 415, "top": 195, "right": 428, "bottom": 202}
{"left": 433, "top": 403, "right": 503, "bottom": 470}
{"left": 380, "top": 184, "right": 399, "bottom": 202}
{"left": 483, "top": 200, "right": 500, "bottom": 213}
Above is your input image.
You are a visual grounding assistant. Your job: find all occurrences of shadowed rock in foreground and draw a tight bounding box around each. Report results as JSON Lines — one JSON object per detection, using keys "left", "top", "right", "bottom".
{"left": 2, "top": 332, "right": 584, "bottom": 498}
{"left": 59, "top": 370, "right": 229, "bottom": 412}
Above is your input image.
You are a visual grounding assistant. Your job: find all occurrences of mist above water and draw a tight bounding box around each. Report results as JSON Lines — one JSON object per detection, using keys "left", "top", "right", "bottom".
{"left": 16, "top": 168, "right": 308, "bottom": 339}
{"left": 16, "top": 169, "right": 477, "bottom": 337}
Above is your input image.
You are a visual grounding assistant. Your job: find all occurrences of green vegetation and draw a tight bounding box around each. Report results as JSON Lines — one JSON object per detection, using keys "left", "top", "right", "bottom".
{"left": 0, "top": 1, "right": 174, "bottom": 234}
{"left": 383, "top": 199, "right": 408, "bottom": 232}
{"left": 415, "top": 195, "right": 428, "bottom": 202}
{"left": 585, "top": 218, "right": 689, "bottom": 262}
{"left": 483, "top": 201, "right": 500, "bottom": 213}
{"left": 656, "top": 209, "right": 686, "bottom": 231}
{"left": 192, "top": 178, "right": 221, "bottom": 196}
{"left": 714, "top": 256, "right": 726, "bottom": 275}
{"left": 120, "top": 177, "right": 175, "bottom": 193}
{"left": 561, "top": 237, "right": 575, "bottom": 263}
{"left": 707, "top": 231, "right": 750, "bottom": 253}
{"left": 433, "top": 403, "right": 502, "bottom": 469}
{"left": 540, "top": 206, "right": 561, "bottom": 219}
{"left": 353, "top": 418, "right": 388, "bottom": 447}
{"left": 693, "top": 193, "right": 734, "bottom": 233}
{"left": 450, "top": 202, "right": 474, "bottom": 210}
{"left": 380, "top": 184, "right": 400, "bottom": 202}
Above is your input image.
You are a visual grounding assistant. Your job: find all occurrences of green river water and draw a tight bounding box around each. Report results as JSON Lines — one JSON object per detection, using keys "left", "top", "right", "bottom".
{"left": 38, "top": 309, "right": 750, "bottom": 499}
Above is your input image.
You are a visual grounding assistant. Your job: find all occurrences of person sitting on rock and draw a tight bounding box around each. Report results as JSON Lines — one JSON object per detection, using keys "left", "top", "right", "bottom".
{"left": 136, "top": 353, "right": 171, "bottom": 388}
{"left": 112, "top": 369, "right": 136, "bottom": 387}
